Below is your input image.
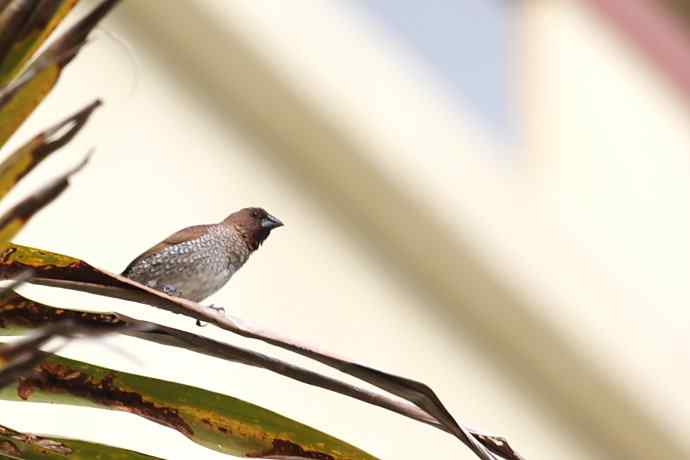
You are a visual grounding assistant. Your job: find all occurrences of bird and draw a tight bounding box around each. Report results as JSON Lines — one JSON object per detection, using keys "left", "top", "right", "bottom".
{"left": 122, "top": 207, "right": 283, "bottom": 325}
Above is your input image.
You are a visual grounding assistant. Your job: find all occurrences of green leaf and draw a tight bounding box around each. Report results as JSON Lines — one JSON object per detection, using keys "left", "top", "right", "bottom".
{"left": 0, "top": 154, "right": 88, "bottom": 246}
{"left": 0, "top": 315, "right": 127, "bottom": 388}
{"left": 0, "top": 423, "right": 161, "bottom": 460}
{"left": 0, "top": 244, "right": 516, "bottom": 460}
{"left": 0, "top": 0, "right": 80, "bottom": 86}
{"left": 0, "top": 352, "right": 377, "bottom": 459}
{"left": 0, "top": 293, "right": 523, "bottom": 460}
{"left": 0, "top": 0, "right": 118, "bottom": 148}
{"left": 0, "top": 321, "right": 69, "bottom": 387}
{"left": 0, "top": 100, "right": 100, "bottom": 201}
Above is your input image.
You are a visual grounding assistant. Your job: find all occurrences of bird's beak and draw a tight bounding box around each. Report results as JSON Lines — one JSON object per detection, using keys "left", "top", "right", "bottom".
{"left": 261, "top": 214, "right": 284, "bottom": 230}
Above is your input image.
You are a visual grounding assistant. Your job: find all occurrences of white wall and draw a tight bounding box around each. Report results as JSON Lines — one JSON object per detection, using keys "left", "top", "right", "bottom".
{"left": 3, "top": 1, "right": 689, "bottom": 459}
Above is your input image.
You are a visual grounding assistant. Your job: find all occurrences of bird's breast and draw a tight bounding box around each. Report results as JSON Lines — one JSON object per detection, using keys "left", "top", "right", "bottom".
{"left": 126, "top": 226, "right": 250, "bottom": 302}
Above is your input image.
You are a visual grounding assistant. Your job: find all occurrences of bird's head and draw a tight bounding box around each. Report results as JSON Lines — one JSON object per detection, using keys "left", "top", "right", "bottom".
{"left": 224, "top": 207, "right": 283, "bottom": 250}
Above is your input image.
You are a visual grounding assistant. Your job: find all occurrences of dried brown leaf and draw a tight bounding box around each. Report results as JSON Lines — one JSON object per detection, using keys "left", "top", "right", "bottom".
{"left": 0, "top": 153, "right": 89, "bottom": 245}
{"left": 0, "top": 99, "right": 101, "bottom": 200}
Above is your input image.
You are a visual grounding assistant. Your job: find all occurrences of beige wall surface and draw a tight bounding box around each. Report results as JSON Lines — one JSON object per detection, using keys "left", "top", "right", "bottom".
{"left": 3, "top": 1, "right": 690, "bottom": 460}
{"left": 4, "top": 3, "right": 529, "bottom": 459}
{"left": 524, "top": 1, "right": 690, "bottom": 459}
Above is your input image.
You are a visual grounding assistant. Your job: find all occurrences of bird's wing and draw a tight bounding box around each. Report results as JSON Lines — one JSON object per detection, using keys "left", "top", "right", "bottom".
{"left": 122, "top": 224, "right": 211, "bottom": 274}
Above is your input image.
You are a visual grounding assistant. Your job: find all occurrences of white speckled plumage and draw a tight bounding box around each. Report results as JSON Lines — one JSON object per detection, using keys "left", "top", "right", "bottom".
{"left": 122, "top": 207, "right": 282, "bottom": 304}
{"left": 124, "top": 224, "right": 250, "bottom": 301}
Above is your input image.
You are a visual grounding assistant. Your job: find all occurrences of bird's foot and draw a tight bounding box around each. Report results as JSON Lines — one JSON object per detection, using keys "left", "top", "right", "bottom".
{"left": 160, "top": 284, "right": 179, "bottom": 297}
{"left": 196, "top": 304, "right": 227, "bottom": 327}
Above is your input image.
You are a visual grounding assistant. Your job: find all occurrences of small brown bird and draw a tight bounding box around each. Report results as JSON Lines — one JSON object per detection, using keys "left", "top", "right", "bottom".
{"left": 122, "top": 207, "right": 283, "bottom": 324}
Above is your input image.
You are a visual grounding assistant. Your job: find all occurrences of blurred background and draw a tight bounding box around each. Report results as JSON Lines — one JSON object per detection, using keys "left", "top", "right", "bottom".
{"left": 3, "top": 0, "right": 690, "bottom": 458}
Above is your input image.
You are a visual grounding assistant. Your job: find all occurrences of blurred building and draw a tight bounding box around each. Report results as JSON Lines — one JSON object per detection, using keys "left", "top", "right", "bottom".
{"left": 5, "top": 1, "right": 690, "bottom": 459}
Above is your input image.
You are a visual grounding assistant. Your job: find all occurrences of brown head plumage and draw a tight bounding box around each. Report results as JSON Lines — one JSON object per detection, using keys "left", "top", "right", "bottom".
{"left": 223, "top": 207, "right": 283, "bottom": 251}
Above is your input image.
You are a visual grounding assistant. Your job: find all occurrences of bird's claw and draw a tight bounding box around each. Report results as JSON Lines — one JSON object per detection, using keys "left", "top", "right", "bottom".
{"left": 208, "top": 304, "right": 225, "bottom": 315}
{"left": 195, "top": 304, "right": 226, "bottom": 327}
{"left": 160, "top": 284, "right": 179, "bottom": 296}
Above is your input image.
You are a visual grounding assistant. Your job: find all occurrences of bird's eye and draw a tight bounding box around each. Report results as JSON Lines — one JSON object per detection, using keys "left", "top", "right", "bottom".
{"left": 251, "top": 211, "right": 260, "bottom": 218}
